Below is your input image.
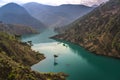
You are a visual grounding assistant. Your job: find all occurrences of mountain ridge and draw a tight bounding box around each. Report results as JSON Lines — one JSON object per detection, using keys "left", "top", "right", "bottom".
{"left": 23, "top": 2, "right": 93, "bottom": 27}
{"left": 52, "top": 0, "right": 120, "bottom": 58}
{"left": 0, "top": 3, "right": 46, "bottom": 31}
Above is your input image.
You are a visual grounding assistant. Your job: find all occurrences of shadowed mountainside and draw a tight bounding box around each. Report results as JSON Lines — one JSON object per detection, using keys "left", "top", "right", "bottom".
{"left": 23, "top": 2, "right": 93, "bottom": 27}
{"left": 0, "top": 3, "right": 46, "bottom": 31}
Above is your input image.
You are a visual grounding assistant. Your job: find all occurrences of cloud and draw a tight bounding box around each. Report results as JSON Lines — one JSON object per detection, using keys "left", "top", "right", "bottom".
{"left": 0, "top": 0, "right": 5, "bottom": 6}
{"left": 0, "top": 0, "right": 109, "bottom": 6}
{"left": 80, "top": 0, "right": 109, "bottom": 6}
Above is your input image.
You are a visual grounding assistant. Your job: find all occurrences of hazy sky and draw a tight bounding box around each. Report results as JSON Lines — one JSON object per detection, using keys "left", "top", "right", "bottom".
{"left": 0, "top": 0, "right": 109, "bottom": 6}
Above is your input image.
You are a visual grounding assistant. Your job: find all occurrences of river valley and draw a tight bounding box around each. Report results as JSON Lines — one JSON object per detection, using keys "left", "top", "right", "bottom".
{"left": 22, "top": 29, "right": 120, "bottom": 80}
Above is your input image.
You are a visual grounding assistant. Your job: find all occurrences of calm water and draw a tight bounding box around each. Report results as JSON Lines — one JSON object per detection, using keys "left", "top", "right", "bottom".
{"left": 22, "top": 29, "right": 120, "bottom": 80}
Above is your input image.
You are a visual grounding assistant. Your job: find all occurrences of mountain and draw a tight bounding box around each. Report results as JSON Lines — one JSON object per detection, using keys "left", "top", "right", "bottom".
{"left": 52, "top": 0, "right": 120, "bottom": 58}
{"left": 23, "top": 2, "right": 93, "bottom": 27}
{"left": 0, "top": 22, "right": 38, "bottom": 35}
{"left": 0, "top": 3, "right": 46, "bottom": 31}
{"left": 92, "top": 5, "right": 98, "bottom": 7}
{"left": 0, "top": 32, "right": 67, "bottom": 80}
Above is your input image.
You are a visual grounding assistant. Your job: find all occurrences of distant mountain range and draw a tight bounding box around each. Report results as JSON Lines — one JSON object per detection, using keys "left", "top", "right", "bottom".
{"left": 0, "top": 3, "right": 46, "bottom": 31}
{"left": 23, "top": 2, "right": 94, "bottom": 27}
{"left": 52, "top": 0, "right": 120, "bottom": 58}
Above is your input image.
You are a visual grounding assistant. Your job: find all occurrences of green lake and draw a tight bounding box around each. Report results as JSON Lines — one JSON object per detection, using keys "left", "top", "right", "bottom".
{"left": 22, "top": 29, "right": 120, "bottom": 80}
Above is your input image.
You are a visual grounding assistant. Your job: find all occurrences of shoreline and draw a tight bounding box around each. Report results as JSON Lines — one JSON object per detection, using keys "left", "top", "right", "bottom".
{"left": 50, "top": 36, "right": 120, "bottom": 60}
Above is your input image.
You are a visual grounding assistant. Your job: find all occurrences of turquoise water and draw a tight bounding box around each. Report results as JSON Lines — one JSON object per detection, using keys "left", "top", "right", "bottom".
{"left": 22, "top": 29, "right": 120, "bottom": 80}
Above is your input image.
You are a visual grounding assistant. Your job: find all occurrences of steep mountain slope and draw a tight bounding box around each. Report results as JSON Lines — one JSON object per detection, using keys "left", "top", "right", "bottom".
{"left": 0, "top": 32, "right": 45, "bottom": 66}
{"left": 23, "top": 2, "right": 93, "bottom": 27}
{"left": 52, "top": 0, "right": 120, "bottom": 58}
{"left": 0, "top": 22, "right": 38, "bottom": 35}
{"left": 0, "top": 3, "right": 46, "bottom": 31}
{"left": 0, "top": 32, "right": 67, "bottom": 80}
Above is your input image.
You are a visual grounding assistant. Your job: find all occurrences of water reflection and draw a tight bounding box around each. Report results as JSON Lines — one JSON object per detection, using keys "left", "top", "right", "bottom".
{"left": 22, "top": 29, "right": 120, "bottom": 80}
{"left": 54, "top": 58, "right": 58, "bottom": 66}
{"left": 22, "top": 29, "right": 57, "bottom": 43}
{"left": 54, "top": 39, "right": 120, "bottom": 79}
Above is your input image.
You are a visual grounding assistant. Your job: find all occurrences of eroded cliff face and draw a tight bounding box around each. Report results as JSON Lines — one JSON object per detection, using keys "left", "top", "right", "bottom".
{"left": 52, "top": 0, "right": 120, "bottom": 58}
{"left": 0, "top": 32, "right": 67, "bottom": 80}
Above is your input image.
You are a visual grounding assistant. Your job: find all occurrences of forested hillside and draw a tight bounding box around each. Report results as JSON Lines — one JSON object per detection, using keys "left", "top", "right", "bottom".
{"left": 0, "top": 22, "right": 38, "bottom": 35}
{"left": 0, "top": 32, "right": 67, "bottom": 80}
{"left": 52, "top": 0, "right": 120, "bottom": 58}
